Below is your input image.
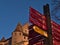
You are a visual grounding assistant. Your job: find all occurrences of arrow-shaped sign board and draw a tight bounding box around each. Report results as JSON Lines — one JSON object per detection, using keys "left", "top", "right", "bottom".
{"left": 33, "top": 26, "right": 48, "bottom": 37}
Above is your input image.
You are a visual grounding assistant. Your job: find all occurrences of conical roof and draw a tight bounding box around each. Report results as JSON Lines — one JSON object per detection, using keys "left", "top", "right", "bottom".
{"left": 14, "top": 22, "right": 23, "bottom": 32}
{"left": 23, "top": 22, "right": 30, "bottom": 29}
{"left": 1, "top": 37, "right": 5, "bottom": 42}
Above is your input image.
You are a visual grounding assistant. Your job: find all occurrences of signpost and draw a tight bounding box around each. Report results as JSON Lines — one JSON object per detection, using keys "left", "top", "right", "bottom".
{"left": 29, "top": 4, "right": 53, "bottom": 45}
{"left": 43, "top": 4, "right": 53, "bottom": 45}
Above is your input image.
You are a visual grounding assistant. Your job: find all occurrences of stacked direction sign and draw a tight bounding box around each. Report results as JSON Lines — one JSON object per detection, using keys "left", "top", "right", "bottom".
{"left": 29, "top": 25, "right": 45, "bottom": 45}
{"left": 29, "top": 4, "right": 60, "bottom": 45}
{"left": 29, "top": 7, "right": 47, "bottom": 31}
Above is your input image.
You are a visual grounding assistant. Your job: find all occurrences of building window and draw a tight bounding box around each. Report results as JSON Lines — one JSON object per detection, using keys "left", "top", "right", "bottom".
{"left": 15, "top": 33, "right": 16, "bottom": 35}
{"left": 24, "top": 36, "right": 26, "bottom": 39}
{"left": 19, "top": 33, "right": 21, "bottom": 35}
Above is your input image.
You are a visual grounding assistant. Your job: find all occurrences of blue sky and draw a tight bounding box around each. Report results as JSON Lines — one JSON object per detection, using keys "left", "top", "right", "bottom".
{"left": 0, "top": 0, "right": 59, "bottom": 39}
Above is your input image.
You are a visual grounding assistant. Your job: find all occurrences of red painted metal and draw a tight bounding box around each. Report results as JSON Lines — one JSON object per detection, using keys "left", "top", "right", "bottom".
{"left": 29, "top": 7, "right": 60, "bottom": 45}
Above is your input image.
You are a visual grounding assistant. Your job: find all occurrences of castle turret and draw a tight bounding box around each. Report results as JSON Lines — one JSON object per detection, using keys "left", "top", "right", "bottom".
{"left": 0, "top": 37, "right": 6, "bottom": 45}
{"left": 12, "top": 22, "right": 29, "bottom": 45}
{"left": 22, "top": 23, "right": 29, "bottom": 45}
{"left": 12, "top": 23, "right": 23, "bottom": 45}
{"left": 23, "top": 23, "right": 29, "bottom": 35}
{"left": 0, "top": 37, "right": 5, "bottom": 42}
{"left": 14, "top": 23, "right": 22, "bottom": 32}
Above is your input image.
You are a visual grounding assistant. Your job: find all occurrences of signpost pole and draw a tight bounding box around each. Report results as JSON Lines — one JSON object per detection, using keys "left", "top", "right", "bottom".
{"left": 43, "top": 4, "right": 53, "bottom": 45}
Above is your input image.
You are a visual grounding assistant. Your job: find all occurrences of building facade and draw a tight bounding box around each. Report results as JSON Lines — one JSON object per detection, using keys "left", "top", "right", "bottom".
{"left": 0, "top": 23, "right": 29, "bottom": 45}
